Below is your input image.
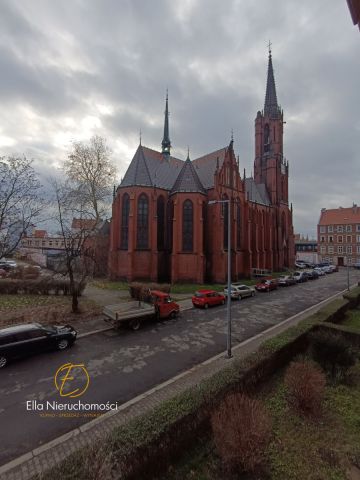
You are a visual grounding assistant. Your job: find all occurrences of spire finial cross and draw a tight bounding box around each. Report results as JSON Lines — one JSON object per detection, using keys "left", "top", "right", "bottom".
{"left": 231, "top": 129, "right": 234, "bottom": 142}
{"left": 268, "top": 40, "right": 272, "bottom": 55}
{"left": 139, "top": 129, "right": 142, "bottom": 145}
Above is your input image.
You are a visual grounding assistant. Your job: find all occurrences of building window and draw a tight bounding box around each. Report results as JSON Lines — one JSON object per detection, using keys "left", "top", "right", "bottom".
{"left": 357, "top": 246, "right": 360, "bottom": 254}
{"left": 236, "top": 203, "right": 241, "bottom": 249}
{"left": 357, "top": 235, "right": 360, "bottom": 243}
{"left": 356, "top": 225, "right": 360, "bottom": 232}
{"left": 320, "top": 246, "right": 326, "bottom": 254}
{"left": 329, "top": 236, "right": 333, "bottom": 243}
{"left": 320, "top": 226, "right": 325, "bottom": 233}
{"left": 328, "top": 246, "right": 334, "bottom": 254}
{"left": 328, "top": 225, "right": 333, "bottom": 233}
{"left": 182, "top": 200, "right": 193, "bottom": 252}
{"left": 337, "top": 225, "right": 343, "bottom": 233}
{"left": 121, "top": 193, "right": 130, "bottom": 250}
{"left": 338, "top": 245, "right": 343, "bottom": 254}
{"left": 346, "top": 235, "right": 352, "bottom": 243}
{"left": 346, "top": 225, "right": 352, "bottom": 232}
{"left": 347, "top": 245, "right": 352, "bottom": 254}
{"left": 157, "top": 196, "right": 165, "bottom": 251}
{"left": 338, "top": 235, "right": 343, "bottom": 243}
{"left": 320, "top": 236, "right": 325, "bottom": 242}
{"left": 137, "top": 194, "right": 149, "bottom": 249}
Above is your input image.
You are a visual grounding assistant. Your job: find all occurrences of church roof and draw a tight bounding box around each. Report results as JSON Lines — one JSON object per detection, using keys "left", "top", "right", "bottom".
{"left": 171, "top": 155, "right": 206, "bottom": 195}
{"left": 120, "top": 145, "right": 227, "bottom": 192}
{"left": 244, "top": 178, "right": 271, "bottom": 206}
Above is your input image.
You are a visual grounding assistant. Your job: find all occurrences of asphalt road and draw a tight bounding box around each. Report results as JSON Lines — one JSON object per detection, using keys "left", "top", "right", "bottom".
{"left": 0, "top": 268, "right": 359, "bottom": 466}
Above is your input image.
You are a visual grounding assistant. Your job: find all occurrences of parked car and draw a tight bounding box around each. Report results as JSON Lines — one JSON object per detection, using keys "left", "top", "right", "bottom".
{"left": 0, "top": 323, "right": 77, "bottom": 368}
{"left": 192, "top": 290, "right": 226, "bottom": 309}
{"left": 314, "top": 267, "right": 326, "bottom": 276}
{"left": 255, "top": 278, "right": 278, "bottom": 292}
{"left": 354, "top": 262, "right": 360, "bottom": 270}
{"left": 328, "top": 265, "right": 338, "bottom": 272}
{"left": 295, "top": 261, "right": 307, "bottom": 269}
{"left": 306, "top": 270, "right": 319, "bottom": 280}
{"left": 224, "top": 283, "right": 256, "bottom": 300}
{"left": 293, "top": 271, "right": 308, "bottom": 283}
{"left": 278, "top": 275, "right": 296, "bottom": 286}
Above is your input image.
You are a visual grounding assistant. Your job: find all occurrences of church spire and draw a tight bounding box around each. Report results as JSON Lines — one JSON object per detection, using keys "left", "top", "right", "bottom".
{"left": 161, "top": 90, "right": 171, "bottom": 156}
{"left": 264, "top": 44, "right": 280, "bottom": 118}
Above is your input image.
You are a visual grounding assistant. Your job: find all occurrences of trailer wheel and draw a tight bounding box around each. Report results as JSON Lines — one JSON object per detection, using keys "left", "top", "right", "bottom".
{"left": 129, "top": 319, "right": 141, "bottom": 331}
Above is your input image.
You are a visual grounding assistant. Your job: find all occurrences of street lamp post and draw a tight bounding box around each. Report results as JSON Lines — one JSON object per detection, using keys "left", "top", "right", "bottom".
{"left": 209, "top": 199, "right": 232, "bottom": 358}
{"left": 347, "top": 256, "right": 350, "bottom": 291}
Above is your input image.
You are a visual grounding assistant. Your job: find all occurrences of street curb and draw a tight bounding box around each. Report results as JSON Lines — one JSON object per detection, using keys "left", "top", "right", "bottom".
{"left": 0, "top": 284, "right": 357, "bottom": 477}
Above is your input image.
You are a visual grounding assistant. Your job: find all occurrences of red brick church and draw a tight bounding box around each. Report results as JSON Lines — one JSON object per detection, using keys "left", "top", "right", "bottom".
{"left": 109, "top": 51, "right": 295, "bottom": 283}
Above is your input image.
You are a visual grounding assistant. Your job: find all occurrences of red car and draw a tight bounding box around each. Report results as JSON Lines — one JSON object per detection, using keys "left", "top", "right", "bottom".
{"left": 255, "top": 278, "right": 278, "bottom": 292}
{"left": 192, "top": 290, "right": 226, "bottom": 309}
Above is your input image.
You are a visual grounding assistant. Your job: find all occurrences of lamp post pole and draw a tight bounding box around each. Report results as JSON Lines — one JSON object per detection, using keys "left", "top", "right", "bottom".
{"left": 208, "top": 199, "right": 232, "bottom": 358}
{"left": 347, "top": 256, "right": 350, "bottom": 291}
{"left": 226, "top": 199, "right": 232, "bottom": 358}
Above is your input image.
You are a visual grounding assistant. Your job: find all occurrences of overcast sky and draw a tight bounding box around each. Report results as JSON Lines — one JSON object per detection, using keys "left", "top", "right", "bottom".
{"left": 0, "top": 0, "right": 359, "bottom": 237}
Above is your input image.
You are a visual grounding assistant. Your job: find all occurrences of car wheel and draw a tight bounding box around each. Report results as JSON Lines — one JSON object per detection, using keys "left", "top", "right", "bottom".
{"left": 57, "top": 339, "right": 69, "bottom": 350}
{"left": 0, "top": 356, "right": 7, "bottom": 368}
{"left": 170, "top": 310, "right": 177, "bottom": 319}
{"left": 204, "top": 303, "right": 209, "bottom": 309}
{"left": 237, "top": 295, "right": 242, "bottom": 301}
{"left": 130, "top": 319, "right": 141, "bottom": 331}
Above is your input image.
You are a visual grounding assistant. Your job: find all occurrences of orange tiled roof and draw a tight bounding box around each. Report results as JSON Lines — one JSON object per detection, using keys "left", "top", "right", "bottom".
{"left": 318, "top": 206, "right": 360, "bottom": 225}
{"left": 33, "top": 230, "right": 47, "bottom": 238}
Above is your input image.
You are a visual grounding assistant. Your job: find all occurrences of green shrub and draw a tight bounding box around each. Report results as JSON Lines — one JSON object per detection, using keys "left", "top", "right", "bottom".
{"left": 310, "top": 330, "right": 356, "bottom": 381}
{"left": 211, "top": 393, "right": 271, "bottom": 473}
{"left": 284, "top": 360, "right": 326, "bottom": 416}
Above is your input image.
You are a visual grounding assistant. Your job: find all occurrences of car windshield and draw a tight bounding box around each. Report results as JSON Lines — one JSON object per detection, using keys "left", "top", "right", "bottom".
{"left": 194, "top": 292, "right": 205, "bottom": 298}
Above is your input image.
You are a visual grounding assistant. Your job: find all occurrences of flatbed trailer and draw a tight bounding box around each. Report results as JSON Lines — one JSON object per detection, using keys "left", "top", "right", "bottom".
{"left": 103, "top": 290, "right": 180, "bottom": 331}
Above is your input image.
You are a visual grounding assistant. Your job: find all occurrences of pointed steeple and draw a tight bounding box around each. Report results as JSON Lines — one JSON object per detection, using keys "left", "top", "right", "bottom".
{"left": 161, "top": 90, "right": 171, "bottom": 156}
{"left": 264, "top": 46, "right": 280, "bottom": 118}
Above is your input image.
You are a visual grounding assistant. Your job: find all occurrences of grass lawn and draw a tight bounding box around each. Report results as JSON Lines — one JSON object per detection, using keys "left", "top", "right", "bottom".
{"left": 159, "top": 362, "right": 360, "bottom": 480}
{"left": 0, "top": 294, "right": 69, "bottom": 311}
{"left": 342, "top": 308, "right": 360, "bottom": 332}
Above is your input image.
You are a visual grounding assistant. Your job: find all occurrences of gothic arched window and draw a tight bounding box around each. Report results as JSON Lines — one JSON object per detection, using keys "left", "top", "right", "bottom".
{"left": 264, "top": 124, "right": 270, "bottom": 152}
{"left": 157, "top": 196, "right": 165, "bottom": 251}
{"left": 182, "top": 200, "right": 193, "bottom": 252}
{"left": 236, "top": 202, "right": 241, "bottom": 250}
{"left": 137, "top": 194, "right": 149, "bottom": 249}
{"left": 222, "top": 194, "right": 229, "bottom": 250}
{"left": 120, "top": 193, "right": 130, "bottom": 250}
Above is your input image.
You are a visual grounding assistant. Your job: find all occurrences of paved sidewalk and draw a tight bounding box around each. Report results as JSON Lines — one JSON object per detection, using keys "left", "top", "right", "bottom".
{"left": 0, "top": 287, "right": 350, "bottom": 480}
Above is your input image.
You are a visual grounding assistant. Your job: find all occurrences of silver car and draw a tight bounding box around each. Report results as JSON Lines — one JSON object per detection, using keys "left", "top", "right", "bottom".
{"left": 224, "top": 283, "right": 256, "bottom": 300}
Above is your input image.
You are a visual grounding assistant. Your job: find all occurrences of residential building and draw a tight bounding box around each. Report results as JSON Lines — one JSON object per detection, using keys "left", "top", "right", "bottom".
{"left": 109, "top": 51, "right": 295, "bottom": 283}
{"left": 317, "top": 205, "right": 360, "bottom": 266}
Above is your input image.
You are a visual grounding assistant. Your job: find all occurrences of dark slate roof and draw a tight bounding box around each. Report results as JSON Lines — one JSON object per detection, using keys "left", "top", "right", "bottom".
{"left": 171, "top": 156, "right": 206, "bottom": 195}
{"left": 120, "top": 145, "right": 227, "bottom": 191}
{"left": 244, "top": 178, "right": 271, "bottom": 206}
{"left": 264, "top": 53, "right": 281, "bottom": 118}
{"left": 192, "top": 148, "right": 226, "bottom": 189}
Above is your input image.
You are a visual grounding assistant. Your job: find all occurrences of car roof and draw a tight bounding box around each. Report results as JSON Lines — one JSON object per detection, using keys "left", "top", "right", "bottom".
{"left": 196, "top": 289, "right": 216, "bottom": 294}
{"left": 0, "top": 323, "right": 42, "bottom": 336}
{"left": 231, "top": 283, "right": 248, "bottom": 287}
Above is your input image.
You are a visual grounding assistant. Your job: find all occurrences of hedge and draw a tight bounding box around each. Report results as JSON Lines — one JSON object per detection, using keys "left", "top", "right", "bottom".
{"left": 0, "top": 278, "right": 86, "bottom": 296}
{"left": 37, "top": 288, "right": 360, "bottom": 480}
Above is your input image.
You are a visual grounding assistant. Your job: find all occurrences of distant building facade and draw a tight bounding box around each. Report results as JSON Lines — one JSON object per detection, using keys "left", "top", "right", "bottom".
{"left": 109, "top": 51, "right": 295, "bottom": 283}
{"left": 317, "top": 205, "right": 360, "bottom": 266}
{"left": 294, "top": 234, "right": 318, "bottom": 264}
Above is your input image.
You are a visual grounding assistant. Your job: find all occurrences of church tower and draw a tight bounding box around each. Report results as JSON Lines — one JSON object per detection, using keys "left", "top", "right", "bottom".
{"left": 254, "top": 48, "right": 288, "bottom": 205}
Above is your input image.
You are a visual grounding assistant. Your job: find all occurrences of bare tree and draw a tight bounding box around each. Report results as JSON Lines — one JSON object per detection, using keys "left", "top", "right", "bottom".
{"left": 64, "top": 135, "right": 116, "bottom": 221}
{"left": 53, "top": 180, "right": 99, "bottom": 313}
{"left": 0, "top": 156, "right": 42, "bottom": 259}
